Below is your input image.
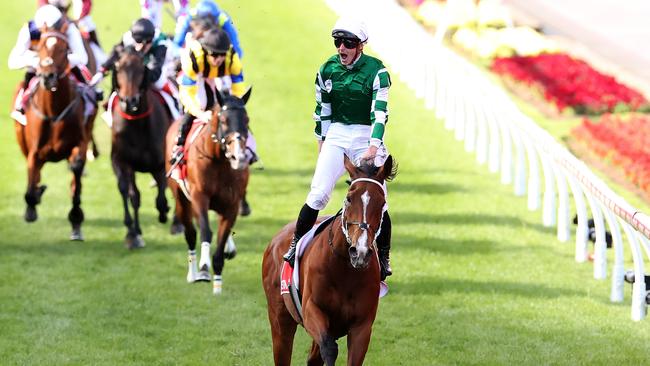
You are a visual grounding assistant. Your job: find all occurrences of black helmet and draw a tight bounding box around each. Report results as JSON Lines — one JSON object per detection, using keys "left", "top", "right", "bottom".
{"left": 131, "top": 18, "right": 155, "bottom": 43}
{"left": 199, "top": 27, "right": 231, "bottom": 54}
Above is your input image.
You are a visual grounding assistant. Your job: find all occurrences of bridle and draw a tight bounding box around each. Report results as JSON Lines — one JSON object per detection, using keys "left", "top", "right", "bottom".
{"left": 115, "top": 52, "right": 151, "bottom": 120}
{"left": 338, "top": 178, "right": 387, "bottom": 250}
{"left": 210, "top": 103, "right": 248, "bottom": 153}
{"left": 31, "top": 31, "right": 79, "bottom": 123}
{"left": 37, "top": 31, "right": 71, "bottom": 85}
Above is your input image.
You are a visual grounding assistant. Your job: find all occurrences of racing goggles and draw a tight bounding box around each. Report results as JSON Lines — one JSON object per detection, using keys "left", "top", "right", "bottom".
{"left": 334, "top": 37, "right": 359, "bottom": 49}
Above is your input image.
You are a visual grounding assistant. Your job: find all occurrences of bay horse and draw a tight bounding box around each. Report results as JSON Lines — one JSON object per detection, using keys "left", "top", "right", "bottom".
{"left": 166, "top": 88, "right": 252, "bottom": 294}
{"left": 262, "top": 155, "right": 396, "bottom": 366}
{"left": 13, "top": 29, "right": 95, "bottom": 240}
{"left": 110, "top": 46, "right": 171, "bottom": 249}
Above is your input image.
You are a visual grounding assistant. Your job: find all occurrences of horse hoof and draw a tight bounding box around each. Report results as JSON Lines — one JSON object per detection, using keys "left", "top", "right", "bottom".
{"left": 224, "top": 250, "right": 237, "bottom": 260}
{"left": 170, "top": 223, "right": 184, "bottom": 235}
{"left": 158, "top": 213, "right": 168, "bottom": 224}
{"left": 70, "top": 229, "right": 84, "bottom": 241}
{"left": 126, "top": 234, "right": 145, "bottom": 249}
{"left": 239, "top": 201, "right": 251, "bottom": 217}
{"left": 224, "top": 236, "right": 237, "bottom": 260}
{"left": 24, "top": 207, "right": 38, "bottom": 222}
{"left": 195, "top": 270, "right": 211, "bottom": 282}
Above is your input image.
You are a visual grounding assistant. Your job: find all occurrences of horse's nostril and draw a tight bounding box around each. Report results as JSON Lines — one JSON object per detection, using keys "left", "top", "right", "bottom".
{"left": 349, "top": 247, "right": 357, "bottom": 257}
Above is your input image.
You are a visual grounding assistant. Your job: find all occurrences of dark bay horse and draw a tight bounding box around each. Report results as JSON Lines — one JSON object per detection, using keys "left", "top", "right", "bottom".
{"left": 110, "top": 47, "right": 171, "bottom": 249}
{"left": 262, "top": 156, "right": 396, "bottom": 366}
{"left": 13, "top": 30, "right": 95, "bottom": 240}
{"left": 166, "top": 89, "right": 251, "bottom": 294}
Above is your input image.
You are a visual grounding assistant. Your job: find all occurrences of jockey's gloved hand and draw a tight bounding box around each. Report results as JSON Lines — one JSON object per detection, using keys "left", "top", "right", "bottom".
{"left": 199, "top": 111, "right": 213, "bottom": 122}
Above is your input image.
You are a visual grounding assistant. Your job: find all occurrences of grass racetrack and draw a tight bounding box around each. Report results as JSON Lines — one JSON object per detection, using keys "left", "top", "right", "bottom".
{"left": 1, "top": 0, "right": 650, "bottom": 364}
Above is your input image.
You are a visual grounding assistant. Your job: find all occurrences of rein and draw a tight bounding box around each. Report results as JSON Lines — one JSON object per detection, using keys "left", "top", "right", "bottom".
{"left": 30, "top": 92, "right": 80, "bottom": 123}
{"left": 115, "top": 95, "right": 153, "bottom": 120}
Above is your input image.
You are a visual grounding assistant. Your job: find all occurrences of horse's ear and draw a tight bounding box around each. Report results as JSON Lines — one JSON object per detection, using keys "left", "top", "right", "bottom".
{"left": 377, "top": 155, "right": 397, "bottom": 182}
{"left": 241, "top": 86, "right": 252, "bottom": 105}
{"left": 215, "top": 89, "right": 225, "bottom": 107}
{"left": 344, "top": 155, "right": 357, "bottom": 177}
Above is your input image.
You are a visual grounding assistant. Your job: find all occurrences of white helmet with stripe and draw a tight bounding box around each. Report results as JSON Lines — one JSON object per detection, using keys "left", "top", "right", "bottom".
{"left": 34, "top": 4, "right": 64, "bottom": 29}
{"left": 332, "top": 17, "right": 368, "bottom": 43}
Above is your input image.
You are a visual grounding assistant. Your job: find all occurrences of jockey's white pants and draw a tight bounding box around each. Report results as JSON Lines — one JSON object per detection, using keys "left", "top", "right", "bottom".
{"left": 306, "top": 123, "right": 388, "bottom": 211}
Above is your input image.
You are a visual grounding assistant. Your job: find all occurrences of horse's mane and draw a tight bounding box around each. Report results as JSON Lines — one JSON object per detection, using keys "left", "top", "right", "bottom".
{"left": 358, "top": 156, "right": 398, "bottom": 182}
{"left": 122, "top": 45, "right": 142, "bottom": 58}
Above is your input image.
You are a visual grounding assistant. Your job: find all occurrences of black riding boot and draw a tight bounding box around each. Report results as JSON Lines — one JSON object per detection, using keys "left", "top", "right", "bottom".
{"left": 88, "top": 30, "right": 102, "bottom": 48}
{"left": 283, "top": 203, "right": 319, "bottom": 267}
{"left": 170, "top": 113, "right": 194, "bottom": 164}
{"left": 376, "top": 211, "right": 392, "bottom": 281}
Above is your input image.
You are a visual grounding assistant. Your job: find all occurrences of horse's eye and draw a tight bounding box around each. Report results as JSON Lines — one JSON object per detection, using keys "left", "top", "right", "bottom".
{"left": 345, "top": 196, "right": 351, "bottom": 205}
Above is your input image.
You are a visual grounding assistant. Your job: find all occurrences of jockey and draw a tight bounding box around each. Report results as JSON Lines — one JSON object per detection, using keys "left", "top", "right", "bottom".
{"left": 169, "top": 26, "right": 256, "bottom": 166}
{"left": 9, "top": 4, "right": 90, "bottom": 123}
{"left": 282, "top": 17, "right": 394, "bottom": 281}
{"left": 172, "top": 0, "right": 243, "bottom": 58}
{"left": 140, "top": 0, "right": 190, "bottom": 37}
{"left": 93, "top": 18, "right": 180, "bottom": 119}
{"left": 38, "top": 0, "right": 107, "bottom": 65}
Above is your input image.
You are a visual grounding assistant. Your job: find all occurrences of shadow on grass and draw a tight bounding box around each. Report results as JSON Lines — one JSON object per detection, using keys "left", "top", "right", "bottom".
{"left": 392, "top": 181, "right": 467, "bottom": 195}
{"left": 393, "top": 275, "right": 584, "bottom": 298}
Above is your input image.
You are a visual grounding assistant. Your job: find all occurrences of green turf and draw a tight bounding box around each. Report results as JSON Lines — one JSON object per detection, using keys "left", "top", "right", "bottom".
{"left": 1, "top": 0, "right": 650, "bottom": 364}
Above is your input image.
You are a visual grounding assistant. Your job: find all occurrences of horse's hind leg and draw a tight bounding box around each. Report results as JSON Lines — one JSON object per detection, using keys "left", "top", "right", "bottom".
{"left": 152, "top": 169, "right": 169, "bottom": 224}
{"left": 267, "top": 299, "right": 298, "bottom": 366}
{"left": 68, "top": 147, "right": 86, "bottom": 241}
{"left": 24, "top": 152, "right": 46, "bottom": 222}
{"left": 307, "top": 341, "right": 324, "bottom": 366}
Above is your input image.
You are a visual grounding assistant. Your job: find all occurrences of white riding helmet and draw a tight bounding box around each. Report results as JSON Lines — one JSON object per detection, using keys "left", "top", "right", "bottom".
{"left": 47, "top": 0, "right": 71, "bottom": 9}
{"left": 331, "top": 17, "right": 368, "bottom": 43}
{"left": 34, "top": 4, "right": 64, "bottom": 28}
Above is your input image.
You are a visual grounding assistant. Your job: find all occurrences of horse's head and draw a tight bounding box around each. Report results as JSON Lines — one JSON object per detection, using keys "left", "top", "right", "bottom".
{"left": 341, "top": 155, "right": 397, "bottom": 269}
{"left": 212, "top": 87, "right": 252, "bottom": 170}
{"left": 115, "top": 46, "right": 147, "bottom": 115}
{"left": 36, "top": 30, "right": 70, "bottom": 91}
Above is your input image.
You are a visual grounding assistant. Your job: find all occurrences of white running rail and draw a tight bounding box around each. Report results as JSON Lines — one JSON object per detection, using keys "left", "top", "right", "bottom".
{"left": 325, "top": 0, "right": 650, "bottom": 321}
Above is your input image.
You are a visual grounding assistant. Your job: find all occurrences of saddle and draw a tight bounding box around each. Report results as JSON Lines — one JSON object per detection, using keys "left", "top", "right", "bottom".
{"left": 168, "top": 119, "right": 210, "bottom": 201}
{"left": 280, "top": 214, "right": 339, "bottom": 324}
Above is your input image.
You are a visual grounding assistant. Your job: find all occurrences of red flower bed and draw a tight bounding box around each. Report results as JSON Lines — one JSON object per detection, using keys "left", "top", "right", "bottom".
{"left": 572, "top": 114, "right": 650, "bottom": 193}
{"left": 492, "top": 53, "right": 649, "bottom": 114}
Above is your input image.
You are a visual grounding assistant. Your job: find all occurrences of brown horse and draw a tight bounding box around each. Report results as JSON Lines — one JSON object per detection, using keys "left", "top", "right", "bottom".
{"left": 262, "top": 156, "right": 396, "bottom": 366}
{"left": 166, "top": 88, "right": 251, "bottom": 294}
{"left": 110, "top": 46, "right": 171, "bottom": 249}
{"left": 13, "top": 30, "right": 95, "bottom": 240}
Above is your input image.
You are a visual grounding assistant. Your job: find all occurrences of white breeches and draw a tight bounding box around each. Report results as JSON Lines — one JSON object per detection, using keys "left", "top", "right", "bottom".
{"left": 305, "top": 123, "right": 388, "bottom": 210}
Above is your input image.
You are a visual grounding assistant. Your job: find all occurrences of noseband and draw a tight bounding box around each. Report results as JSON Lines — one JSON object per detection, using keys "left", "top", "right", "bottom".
{"left": 340, "top": 178, "right": 388, "bottom": 246}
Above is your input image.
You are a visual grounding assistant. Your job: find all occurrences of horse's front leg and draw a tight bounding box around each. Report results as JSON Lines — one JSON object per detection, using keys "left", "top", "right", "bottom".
{"left": 152, "top": 168, "right": 169, "bottom": 224}
{"left": 112, "top": 159, "right": 138, "bottom": 248}
{"left": 68, "top": 146, "right": 86, "bottom": 241}
{"left": 211, "top": 212, "right": 237, "bottom": 295}
{"left": 193, "top": 196, "right": 212, "bottom": 282}
{"left": 346, "top": 323, "right": 372, "bottom": 366}
{"left": 24, "top": 151, "right": 46, "bottom": 222}
{"left": 303, "top": 300, "right": 338, "bottom": 366}
{"left": 127, "top": 172, "right": 144, "bottom": 248}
